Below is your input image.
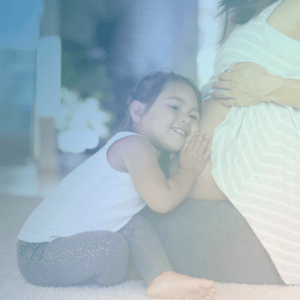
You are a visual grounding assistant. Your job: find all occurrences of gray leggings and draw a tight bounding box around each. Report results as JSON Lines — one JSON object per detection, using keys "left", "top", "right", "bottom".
{"left": 139, "top": 199, "right": 285, "bottom": 285}
{"left": 17, "top": 215, "right": 172, "bottom": 287}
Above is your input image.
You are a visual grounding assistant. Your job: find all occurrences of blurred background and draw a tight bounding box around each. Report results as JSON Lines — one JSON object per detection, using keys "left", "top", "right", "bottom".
{"left": 0, "top": 0, "right": 224, "bottom": 197}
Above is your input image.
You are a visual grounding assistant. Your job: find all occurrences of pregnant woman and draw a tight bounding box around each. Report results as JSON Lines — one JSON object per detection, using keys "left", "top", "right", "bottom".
{"left": 141, "top": 0, "right": 300, "bottom": 285}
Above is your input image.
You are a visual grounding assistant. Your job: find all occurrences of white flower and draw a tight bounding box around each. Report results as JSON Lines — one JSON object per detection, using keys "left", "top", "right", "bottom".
{"left": 55, "top": 87, "right": 114, "bottom": 152}
{"left": 93, "top": 124, "right": 110, "bottom": 138}
{"left": 60, "top": 87, "right": 80, "bottom": 106}
{"left": 57, "top": 130, "right": 99, "bottom": 153}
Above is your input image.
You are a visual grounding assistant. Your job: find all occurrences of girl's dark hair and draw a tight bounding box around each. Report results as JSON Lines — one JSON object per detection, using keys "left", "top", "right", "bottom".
{"left": 114, "top": 71, "right": 202, "bottom": 133}
{"left": 219, "top": 0, "right": 279, "bottom": 42}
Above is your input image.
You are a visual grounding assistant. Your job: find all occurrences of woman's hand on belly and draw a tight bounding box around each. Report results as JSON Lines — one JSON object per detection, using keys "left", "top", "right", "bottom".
{"left": 188, "top": 98, "right": 230, "bottom": 200}
{"left": 211, "top": 62, "right": 271, "bottom": 106}
{"left": 212, "top": 62, "right": 300, "bottom": 109}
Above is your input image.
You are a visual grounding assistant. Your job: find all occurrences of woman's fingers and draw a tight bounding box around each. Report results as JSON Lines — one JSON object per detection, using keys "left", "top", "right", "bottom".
{"left": 212, "top": 80, "right": 231, "bottom": 90}
{"left": 211, "top": 89, "right": 232, "bottom": 99}
{"left": 212, "top": 62, "right": 269, "bottom": 107}
{"left": 218, "top": 71, "right": 234, "bottom": 81}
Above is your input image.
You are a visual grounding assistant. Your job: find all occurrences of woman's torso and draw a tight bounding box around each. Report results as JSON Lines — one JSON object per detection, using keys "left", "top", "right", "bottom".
{"left": 193, "top": 0, "right": 300, "bottom": 284}
{"left": 190, "top": 0, "right": 300, "bottom": 201}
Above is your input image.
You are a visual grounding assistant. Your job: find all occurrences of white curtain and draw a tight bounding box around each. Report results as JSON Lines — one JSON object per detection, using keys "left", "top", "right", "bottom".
{"left": 197, "top": 0, "right": 223, "bottom": 88}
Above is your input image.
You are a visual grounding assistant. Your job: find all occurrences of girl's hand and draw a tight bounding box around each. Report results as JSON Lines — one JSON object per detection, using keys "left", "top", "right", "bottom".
{"left": 179, "top": 132, "right": 210, "bottom": 176}
{"left": 211, "top": 62, "right": 278, "bottom": 107}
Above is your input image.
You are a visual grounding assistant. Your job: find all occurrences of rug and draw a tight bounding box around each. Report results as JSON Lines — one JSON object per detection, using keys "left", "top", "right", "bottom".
{"left": 1, "top": 193, "right": 299, "bottom": 300}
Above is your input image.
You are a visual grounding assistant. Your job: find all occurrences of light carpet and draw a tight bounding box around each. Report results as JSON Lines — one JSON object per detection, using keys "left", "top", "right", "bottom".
{"left": 1, "top": 193, "right": 299, "bottom": 300}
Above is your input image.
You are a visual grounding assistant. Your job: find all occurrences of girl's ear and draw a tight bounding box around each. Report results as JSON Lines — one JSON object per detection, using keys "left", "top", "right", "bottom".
{"left": 130, "top": 100, "right": 147, "bottom": 123}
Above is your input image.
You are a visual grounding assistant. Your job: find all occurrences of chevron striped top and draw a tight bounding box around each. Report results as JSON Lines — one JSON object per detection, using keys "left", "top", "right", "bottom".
{"left": 201, "top": 0, "right": 300, "bottom": 285}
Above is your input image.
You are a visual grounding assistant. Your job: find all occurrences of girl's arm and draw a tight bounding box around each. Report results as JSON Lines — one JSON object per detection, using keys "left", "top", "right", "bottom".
{"left": 114, "top": 134, "right": 210, "bottom": 213}
{"left": 211, "top": 62, "right": 300, "bottom": 109}
{"left": 169, "top": 153, "right": 179, "bottom": 178}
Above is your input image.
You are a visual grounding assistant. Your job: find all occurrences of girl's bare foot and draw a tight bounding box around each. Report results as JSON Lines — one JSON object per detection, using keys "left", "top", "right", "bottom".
{"left": 146, "top": 271, "right": 216, "bottom": 299}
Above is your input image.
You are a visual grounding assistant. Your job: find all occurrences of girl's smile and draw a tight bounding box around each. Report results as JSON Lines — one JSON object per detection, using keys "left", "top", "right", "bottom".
{"left": 172, "top": 127, "right": 188, "bottom": 136}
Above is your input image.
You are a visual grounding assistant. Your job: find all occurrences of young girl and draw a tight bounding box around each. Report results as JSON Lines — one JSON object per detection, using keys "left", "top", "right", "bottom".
{"left": 17, "top": 72, "right": 216, "bottom": 299}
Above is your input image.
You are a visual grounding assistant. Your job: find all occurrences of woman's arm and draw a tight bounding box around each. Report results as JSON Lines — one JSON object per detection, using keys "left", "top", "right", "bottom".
{"left": 212, "top": 62, "right": 300, "bottom": 109}
{"left": 267, "top": 77, "right": 300, "bottom": 109}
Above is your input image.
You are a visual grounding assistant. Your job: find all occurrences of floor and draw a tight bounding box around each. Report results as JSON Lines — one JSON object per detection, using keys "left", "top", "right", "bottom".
{"left": 1, "top": 193, "right": 300, "bottom": 299}
{"left": 0, "top": 160, "right": 63, "bottom": 198}
{"left": 0, "top": 151, "right": 89, "bottom": 197}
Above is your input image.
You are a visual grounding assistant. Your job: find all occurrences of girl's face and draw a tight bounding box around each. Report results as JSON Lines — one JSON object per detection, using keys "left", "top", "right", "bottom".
{"left": 139, "top": 81, "right": 200, "bottom": 155}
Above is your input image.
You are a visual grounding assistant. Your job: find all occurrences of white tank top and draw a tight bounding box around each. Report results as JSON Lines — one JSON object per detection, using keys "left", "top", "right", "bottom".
{"left": 18, "top": 132, "right": 147, "bottom": 243}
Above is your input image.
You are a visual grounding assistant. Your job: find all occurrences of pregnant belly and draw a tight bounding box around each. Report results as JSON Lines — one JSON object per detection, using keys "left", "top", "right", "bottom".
{"left": 188, "top": 99, "right": 230, "bottom": 200}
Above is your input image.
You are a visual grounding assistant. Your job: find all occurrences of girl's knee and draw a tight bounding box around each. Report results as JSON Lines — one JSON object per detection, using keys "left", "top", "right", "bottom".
{"left": 93, "top": 233, "right": 130, "bottom": 286}
{"left": 98, "top": 231, "right": 129, "bottom": 259}
{"left": 113, "top": 235, "right": 130, "bottom": 260}
{"left": 119, "top": 215, "right": 157, "bottom": 245}
{"left": 83, "top": 230, "right": 129, "bottom": 250}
